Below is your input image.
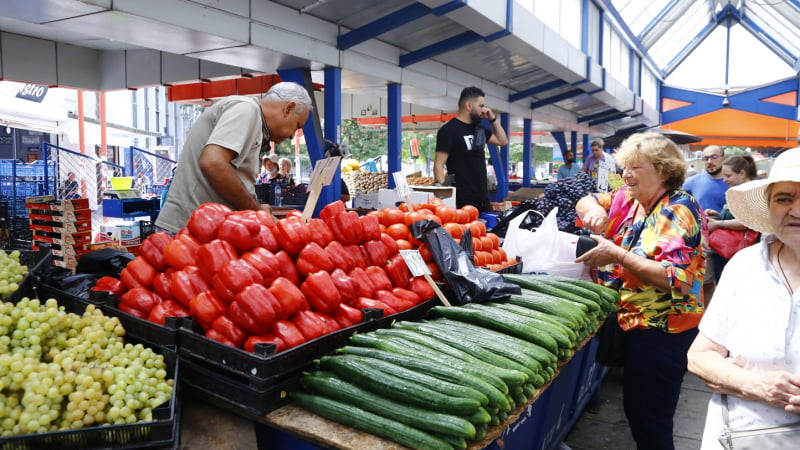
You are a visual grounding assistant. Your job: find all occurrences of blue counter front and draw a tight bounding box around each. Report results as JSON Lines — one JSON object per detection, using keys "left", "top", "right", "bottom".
{"left": 259, "top": 336, "right": 607, "bottom": 450}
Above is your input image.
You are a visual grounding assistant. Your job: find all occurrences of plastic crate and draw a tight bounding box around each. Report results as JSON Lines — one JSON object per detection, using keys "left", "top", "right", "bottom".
{"left": 139, "top": 220, "right": 157, "bottom": 240}
{"left": 5, "top": 246, "right": 51, "bottom": 303}
{"left": 0, "top": 295, "right": 181, "bottom": 450}
{"left": 282, "top": 183, "right": 309, "bottom": 207}
{"left": 100, "top": 291, "right": 183, "bottom": 349}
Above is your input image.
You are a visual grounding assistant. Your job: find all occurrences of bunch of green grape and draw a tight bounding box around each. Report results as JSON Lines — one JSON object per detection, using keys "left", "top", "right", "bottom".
{"left": 0, "top": 249, "right": 28, "bottom": 299}
{"left": 0, "top": 298, "right": 174, "bottom": 437}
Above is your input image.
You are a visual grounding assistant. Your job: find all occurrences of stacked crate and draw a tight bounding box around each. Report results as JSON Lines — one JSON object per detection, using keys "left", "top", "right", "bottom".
{"left": 26, "top": 195, "right": 92, "bottom": 269}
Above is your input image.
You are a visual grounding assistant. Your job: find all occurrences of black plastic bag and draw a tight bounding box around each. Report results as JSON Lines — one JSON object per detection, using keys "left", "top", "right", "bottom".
{"left": 410, "top": 219, "right": 520, "bottom": 305}
{"left": 76, "top": 248, "right": 135, "bottom": 278}
{"left": 491, "top": 199, "right": 538, "bottom": 237}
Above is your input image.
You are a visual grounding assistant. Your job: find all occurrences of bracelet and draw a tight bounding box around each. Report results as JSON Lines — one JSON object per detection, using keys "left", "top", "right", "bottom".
{"left": 489, "top": 116, "right": 497, "bottom": 123}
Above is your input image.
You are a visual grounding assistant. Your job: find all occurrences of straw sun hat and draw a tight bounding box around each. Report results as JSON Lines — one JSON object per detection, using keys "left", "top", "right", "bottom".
{"left": 726, "top": 147, "right": 800, "bottom": 235}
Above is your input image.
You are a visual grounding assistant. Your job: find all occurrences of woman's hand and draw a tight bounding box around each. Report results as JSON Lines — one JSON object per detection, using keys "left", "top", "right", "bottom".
{"left": 575, "top": 235, "right": 625, "bottom": 267}
{"left": 741, "top": 368, "right": 800, "bottom": 412}
{"left": 576, "top": 196, "right": 609, "bottom": 234}
{"left": 705, "top": 209, "right": 720, "bottom": 220}
{"left": 707, "top": 218, "right": 722, "bottom": 232}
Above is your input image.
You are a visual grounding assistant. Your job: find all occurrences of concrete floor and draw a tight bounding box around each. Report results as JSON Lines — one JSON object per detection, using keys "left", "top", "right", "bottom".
{"left": 564, "top": 368, "right": 713, "bottom": 450}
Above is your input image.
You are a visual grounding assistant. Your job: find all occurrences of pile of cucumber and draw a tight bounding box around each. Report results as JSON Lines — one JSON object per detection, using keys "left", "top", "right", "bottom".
{"left": 291, "top": 274, "right": 619, "bottom": 450}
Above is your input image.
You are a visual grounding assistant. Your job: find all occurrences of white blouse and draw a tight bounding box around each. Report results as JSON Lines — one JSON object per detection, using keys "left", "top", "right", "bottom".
{"left": 698, "top": 236, "right": 800, "bottom": 449}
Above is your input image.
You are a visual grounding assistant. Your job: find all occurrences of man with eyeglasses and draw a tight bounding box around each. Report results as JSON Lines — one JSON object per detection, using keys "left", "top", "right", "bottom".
{"left": 156, "top": 82, "right": 312, "bottom": 233}
{"left": 683, "top": 145, "right": 729, "bottom": 302}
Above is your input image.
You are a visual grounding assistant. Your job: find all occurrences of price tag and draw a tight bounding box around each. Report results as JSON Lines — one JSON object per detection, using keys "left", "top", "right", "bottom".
{"left": 597, "top": 157, "right": 612, "bottom": 193}
{"left": 393, "top": 172, "right": 411, "bottom": 197}
{"left": 399, "top": 250, "right": 430, "bottom": 276}
{"left": 307, "top": 156, "right": 342, "bottom": 190}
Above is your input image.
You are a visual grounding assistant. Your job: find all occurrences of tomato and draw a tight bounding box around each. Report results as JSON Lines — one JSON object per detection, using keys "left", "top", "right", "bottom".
{"left": 417, "top": 207, "right": 435, "bottom": 216}
{"left": 426, "top": 262, "right": 442, "bottom": 280}
{"left": 397, "top": 203, "right": 409, "bottom": 212}
{"left": 487, "top": 232, "right": 500, "bottom": 249}
{"left": 380, "top": 207, "right": 405, "bottom": 227}
{"left": 386, "top": 223, "right": 410, "bottom": 241}
{"left": 443, "top": 222, "right": 463, "bottom": 239}
{"left": 404, "top": 211, "right": 426, "bottom": 227}
{"left": 467, "top": 220, "right": 486, "bottom": 238}
{"left": 456, "top": 209, "right": 470, "bottom": 224}
{"left": 461, "top": 205, "right": 480, "bottom": 222}
{"left": 470, "top": 234, "right": 482, "bottom": 251}
{"left": 416, "top": 203, "right": 437, "bottom": 212}
{"left": 427, "top": 197, "right": 443, "bottom": 207}
{"left": 491, "top": 249, "right": 503, "bottom": 264}
{"left": 428, "top": 214, "right": 443, "bottom": 225}
{"left": 418, "top": 243, "right": 434, "bottom": 262}
{"left": 480, "top": 235, "right": 494, "bottom": 250}
{"left": 434, "top": 206, "right": 458, "bottom": 224}
{"left": 396, "top": 239, "right": 414, "bottom": 250}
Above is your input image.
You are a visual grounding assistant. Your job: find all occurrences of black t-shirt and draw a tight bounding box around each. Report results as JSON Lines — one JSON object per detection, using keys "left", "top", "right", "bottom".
{"left": 436, "top": 118, "right": 493, "bottom": 211}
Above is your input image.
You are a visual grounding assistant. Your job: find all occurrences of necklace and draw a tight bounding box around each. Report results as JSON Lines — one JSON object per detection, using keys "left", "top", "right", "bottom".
{"left": 776, "top": 243, "right": 795, "bottom": 295}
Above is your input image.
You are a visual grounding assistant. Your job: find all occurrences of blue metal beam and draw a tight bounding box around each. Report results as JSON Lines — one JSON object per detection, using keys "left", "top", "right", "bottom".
{"left": 496, "top": 112, "right": 510, "bottom": 201}
{"left": 551, "top": 132, "right": 568, "bottom": 159}
{"left": 530, "top": 89, "right": 585, "bottom": 109}
{"left": 399, "top": 31, "right": 482, "bottom": 67}
{"left": 522, "top": 118, "right": 532, "bottom": 187}
{"left": 581, "top": 0, "right": 591, "bottom": 54}
{"left": 661, "top": 85, "right": 726, "bottom": 123}
{"left": 583, "top": 134, "right": 590, "bottom": 160}
{"left": 637, "top": 0, "right": 682, "bottom": 41}
{"left": 577, "top": 108, "right": 620, "bottom": 123}
{"left": 322, "top": 67, "right": 342, "bottom": 210}
{"left": 570, "top": 131, "right": 578, "bottom": 156}
{"left": 724, "top": 78, "right": 799, "bottom": 120}
{"left": 740, "top": 17, "right": 798, "bottom": 68}
{"left": 508, "top": 79, "right": 568, "bottom": 103}
{"left": 387, "top": 83, "right": 402, "bottom": 189}
{"left": 337, "top": 1, "right": 467, "bottom": 50}
{"left": 588, "top": 111, "right": 628, "bottom": 126}
{"left": 663, "top": 19, "right": 717, "bottom": 77}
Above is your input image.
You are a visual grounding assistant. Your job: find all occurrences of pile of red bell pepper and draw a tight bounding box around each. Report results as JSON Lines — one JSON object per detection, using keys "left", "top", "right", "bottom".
{"left": 92, "top": 201, "right": 436, "bottom": 354}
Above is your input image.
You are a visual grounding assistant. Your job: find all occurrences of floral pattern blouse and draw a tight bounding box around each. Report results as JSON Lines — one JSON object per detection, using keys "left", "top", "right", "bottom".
{"left": 594, "top": 188, "right": 706, "bottom": 333}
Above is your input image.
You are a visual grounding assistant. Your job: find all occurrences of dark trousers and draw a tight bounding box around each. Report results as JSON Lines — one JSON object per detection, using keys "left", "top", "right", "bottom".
{"left": 622, "top": 327, "right": 698, "bottom": 450}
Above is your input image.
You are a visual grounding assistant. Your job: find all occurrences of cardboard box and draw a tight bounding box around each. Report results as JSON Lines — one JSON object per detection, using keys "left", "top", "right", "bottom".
{"left": 29, "top": 219, "right": 92, "bottom": 234}
{"left": 32, "top": 230, "right": 92, "bottom": 246}
{"left": 33, "top": 243, "right": 91, "bottom": 258}
{"left": 377, "top": 189, "right": 432, "bottom": 209}
{"left": 99, "top": 223, "right": 142, "bottom": 246}
{"left": 410, "top": 186, "right": 456, "bottom": 208}
{"left": 28, "top": 209, "right": 92, "bottom": 223}
{"left": 352, "top": 192, "right": 379, "bottom": 210}
{"left": 25, "top": 196, "right": 90, "bottom": 211}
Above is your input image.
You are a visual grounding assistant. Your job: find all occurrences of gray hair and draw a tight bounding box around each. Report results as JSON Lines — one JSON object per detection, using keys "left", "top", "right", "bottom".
{"left": 591, "top": 137, "right": 604, "bottom": 148}
{"left": 278, "top": 157, "right": 292, "bottom": 170}
{"left": 264, "top": 82, "right": 312, "bottom": 114}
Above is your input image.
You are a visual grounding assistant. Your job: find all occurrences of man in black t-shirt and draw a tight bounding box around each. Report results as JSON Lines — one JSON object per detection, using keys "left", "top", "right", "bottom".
{"left": 434, "top": 86, "right": 508, "bottom": 212}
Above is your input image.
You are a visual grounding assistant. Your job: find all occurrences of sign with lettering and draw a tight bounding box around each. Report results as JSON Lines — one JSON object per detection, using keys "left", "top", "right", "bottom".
{"left": 16, "top": 84, "right": 48, "bottom": 103}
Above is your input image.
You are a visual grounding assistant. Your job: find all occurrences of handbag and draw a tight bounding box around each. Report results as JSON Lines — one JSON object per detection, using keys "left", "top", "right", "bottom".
{"left": 717, "top": 394, "right": 800, "bottom": 449}
{"left": 708, "top": 228, "right": 759, "bottom": 260}
{"left": 595, "top": 313, "right": 626, "bottom": 367}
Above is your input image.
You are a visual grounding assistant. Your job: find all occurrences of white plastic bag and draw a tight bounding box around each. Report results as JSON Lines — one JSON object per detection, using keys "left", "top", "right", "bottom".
{"left": 501, "top": 208, "right": 590, "bottom": 280}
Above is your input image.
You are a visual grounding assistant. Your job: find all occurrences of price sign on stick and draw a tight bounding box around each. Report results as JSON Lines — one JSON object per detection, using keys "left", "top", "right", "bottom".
{"left": 400, "top": 250, "right": 450, "bottom": 306}
{"left": 597, "top": 158, "right": 612, "bottom": 193}
{"left": 302, "top": 156, "right": 342, "bottom": 222}
{"left": 392, "top": 172, "right": 414, "bottom": 212}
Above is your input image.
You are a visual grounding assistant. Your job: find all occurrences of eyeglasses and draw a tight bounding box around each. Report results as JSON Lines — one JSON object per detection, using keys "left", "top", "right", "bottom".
{"left": 702, "top": 154, "right": 722, "bottom": 161}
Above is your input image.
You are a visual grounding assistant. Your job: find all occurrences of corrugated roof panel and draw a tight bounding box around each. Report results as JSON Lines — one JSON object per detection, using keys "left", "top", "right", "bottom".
{"left": 646, "top": 0, "right": 712, "bottom": 70}
{"left": 615, "top": 0, "right": 674, "bottom": 37}
{"left": 745, "top": 1, "right": 800, "bottom": 61}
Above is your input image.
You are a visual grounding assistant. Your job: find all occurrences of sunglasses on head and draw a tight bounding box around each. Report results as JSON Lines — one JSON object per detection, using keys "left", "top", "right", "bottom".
{"left": 702, "top": 154, "right": 721, "bottom": 161}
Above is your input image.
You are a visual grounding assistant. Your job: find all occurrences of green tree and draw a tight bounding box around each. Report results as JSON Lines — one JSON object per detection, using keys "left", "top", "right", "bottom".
{"left": 341, "top": 119, "right": 387, "bottom": 161}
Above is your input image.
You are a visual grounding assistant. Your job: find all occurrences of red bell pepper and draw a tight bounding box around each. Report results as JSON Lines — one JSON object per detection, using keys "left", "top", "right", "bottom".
{"left": 268, "top": 277, "right": 309, "bottom": 319}
{"left": 300, "top": 271, "right": 342, "bottom": 314}
{"left": 170, "top": 265, "right": 211, "bottom": 308}
{"left": 242, "top": 247, "right": 281, "bottom": 286}
{"left": 186, "top": 203, "right": 233, "bottom": 243}
{"left": 121, "top": 256, "right": 157, "bottom": 290}
{"left": 364, "top": 239, "right": 389, "bottom": 267}
{"left": 347, "top": 267, "right": 377, "bottom": 299}
{"left": 307, "top": 218, "right": 335, "bottom": 248}
{"left": 380, "top": 232, "right": 400, "bottom": 258}
{"left": 331, "top": 302, "right": 363, "bottom": 328}
{"left": 244, "top": 334, "right": 285, "bottom": 354}
{"left": 290, "top": 310, "right": 337, "bottom": 341}
{"left": 91, "top": 276, "right": 125, "bottom": 297}
{"left": 164, "top": 233, "right": 201, "bottom": 270}
{"left": 320, "top": 201, "right": 346, "bottom": 222}
{"left": 274, "top": 216, "right": 310, "bottom": 255}
{"left": 139, "top": 231, "right": 172, "bottom": 272}
{"left": 359, "top": 214, "right": 381, "bottom": 243}
{"left": 384, "top": 254, "right": 411, "bottom": 288}
{"left": 374, "top": 289, "right": 414, "bottom": 312}
{"left": 329, "top": 268, "right": 357, "bottom": 305}
{"left": 190, "top": 290, "right": 228, "bottom": 331}
{"left": 295, "top": 242, "right": 334, "bottom": 277}
{"left": 208, "top": 315, "right": 246, "bottom": 348}
{"left": 344, "top": 244, "right": 368, "bottom": 269}
{"left": 197, "top": 239, "right": 238, "bottom": 284}
{"left": 230, "top": 283, "right": 280, "bottom": 335}
{"left": 217, "top": 214, "right": 258, "bottom": 253}
{"left": 352, "top": 297, "right": 397, "bottom": 316}
{"left": 391, "top": 287, "right": 423, "bottom": 306}
{"left": 275, "top": 251, "right": 300, "bottom": 286}
{"left": 329, "top": 211, "right": 363, "bottom": 245}
{"left": 118, "top": 302, "right": 149, "bottom": 319}
{"left": 365, "top": 266, "right": 393, "bottom": 292}
{"left": 285, "top": 210, "right": 304, "bottom": 219}
{"left": 152, "top": 272, "right": 172, "bottom": 300}
{"left": 408, "top": 276, "right": 436, "bottom": 302}
{"left": 324, "top": 241, "right": 354, "bottom": 273}
{"left": 147, "top": 299, "right": 190, "bottom": 325}
{"left": 120, "top": 287, "right": 162, "bottom": 315}
{"left": 272, "top": 320, "right": 306, "bottom": 349}
{"left": 255, "top": 209, "right": 276, "bottom": 228}
{"left": 254, "top": 225, "right": 280, "bottom": 253}
{"left": 211, "top": 258, "right": 263, "bottom": 303}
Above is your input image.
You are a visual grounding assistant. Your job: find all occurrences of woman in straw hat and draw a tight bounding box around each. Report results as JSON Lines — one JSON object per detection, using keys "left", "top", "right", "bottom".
{"left": 576, "top": 132, "right": 706, "bottom": 449}
{"left": 688, "top": 147, "right": 800, "bottom": 448}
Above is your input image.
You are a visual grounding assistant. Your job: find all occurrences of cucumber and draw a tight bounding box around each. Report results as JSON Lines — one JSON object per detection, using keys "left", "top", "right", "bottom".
{"left": 462, "top": 304, "right": 570, "bottom": 352}
{"left": 337, "top": 346, "right": 511, "bottom": 412}
{"left": 318, "top": 355, "right": 481, "bottom": 416}
{"left": 432, "top": 304, "right": 559, "bottom": 355}
{"left": 541, "top": 274, "right": 621, "bottom": 307}
{"left": 371, "top": 329, "right": 529, "bottom": 387}
{"left": 507, "top": 293, "right": 587, "bottom": 325}
{"left": 505, "top": 274, "right": 601, "bottom": 315}
{"left": 528, "top": 275, "right": 606, "bottom": 308}
{"left": 348, "top": 334, "right": 511, "bottom": 394}
{"left": 441, "top": 435, "right": 467, "bottom": 450}
{"left": 464, "top": 406, "right": 492, "bottom": 426}
{"left": 302, "top": 372, "right": 476, "bottom": 439}
{"left": 291, "top": 392, "right": 454, "bottom": 450}
{"left": 390, "top": 322, "right": 541, "bottom": 378}
{"left": 487, "top": 303, "right": 578, "bottom": 344}
{"left": 349, "top": 355, "right": 489, "bottom": 406}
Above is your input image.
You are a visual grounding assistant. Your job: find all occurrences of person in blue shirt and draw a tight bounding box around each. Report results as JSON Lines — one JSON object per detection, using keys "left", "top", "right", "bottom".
{"left": 557, "top": 150, "right": 580, "bottom": 180}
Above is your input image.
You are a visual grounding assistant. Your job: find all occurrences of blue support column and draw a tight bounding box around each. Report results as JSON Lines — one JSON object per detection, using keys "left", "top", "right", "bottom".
{"left": 570, "top": 131, "right": 578, "bottom": 157}
{"left": 324, "top": 67, "right": 342, "bottom": 209}
{"left": 522, "top": 118, "right": 532, "bottom": 187}
{"left": 583, "top": 134, "right": 590, "bottom": 161}
{"left": 490, "top": 113, "right": 510, "bottom": 202}
{"left": 387, "top": 83, "right": 402, "bottom": 189}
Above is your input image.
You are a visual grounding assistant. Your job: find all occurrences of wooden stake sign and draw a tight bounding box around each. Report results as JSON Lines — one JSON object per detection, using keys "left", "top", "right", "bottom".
{"left": 400, "top": 249, "right": 450, "bottom": 306}
{"left": 301, "top": 156, "right": 342, "bottom": 222}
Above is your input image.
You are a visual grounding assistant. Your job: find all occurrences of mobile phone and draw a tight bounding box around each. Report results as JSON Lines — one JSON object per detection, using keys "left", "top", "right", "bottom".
{"left": 576, "top": 235, "right": 598, "bottom": 258}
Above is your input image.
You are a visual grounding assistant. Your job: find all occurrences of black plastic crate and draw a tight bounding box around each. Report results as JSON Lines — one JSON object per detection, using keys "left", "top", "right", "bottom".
{"left": 496, "top": 261, "right": 523, "bottom": 274}
{"left": 100, "top": 291, "right": 182, "bottom": 349}
{"left": 6, "top": 246, "right": 52, "bottom": 303}
{"left": 254, "top": 183, "right": 308, "bottom": 207}
{"left": 0, "top": 296, "right": 181, "bottom": 450}
{"left": 178, "top": 298, "right": 438, "bottom": 385}
{"left": 139, "top": 221, "right": 157, "bottom": 240}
